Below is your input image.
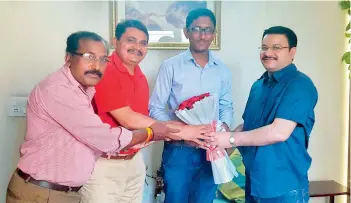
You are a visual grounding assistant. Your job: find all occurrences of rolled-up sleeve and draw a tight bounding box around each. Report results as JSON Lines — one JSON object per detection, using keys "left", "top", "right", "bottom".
{"left": 149, "top": 62, "right": 173, "bottom": 121}
{"left": 219, "top": 69, "right": 234, "bottom": 128}
{"left": 40, "top": 85, "right": 132, "bottom": 153}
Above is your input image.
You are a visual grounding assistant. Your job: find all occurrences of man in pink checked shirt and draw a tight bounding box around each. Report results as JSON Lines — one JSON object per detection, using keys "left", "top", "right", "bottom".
{"left": 5, "top": 31, "right": 190, "bottom": 203}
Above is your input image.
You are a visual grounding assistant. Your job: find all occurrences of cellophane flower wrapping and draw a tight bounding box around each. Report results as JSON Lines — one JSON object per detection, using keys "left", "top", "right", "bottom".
{"left": 175, "top": 93, "right": 238, "bottom": 184}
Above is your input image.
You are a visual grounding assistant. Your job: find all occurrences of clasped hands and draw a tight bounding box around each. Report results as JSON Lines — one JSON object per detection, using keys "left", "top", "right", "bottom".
{"left": 150, "top": 121, "right": 226, "bottom": 149}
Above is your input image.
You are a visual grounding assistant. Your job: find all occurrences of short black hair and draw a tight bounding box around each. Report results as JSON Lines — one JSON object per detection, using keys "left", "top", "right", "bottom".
{"left": 115, "top": 19, "right": 149, "bottom": 42}
{"left": 262, "top": 26, "right": 298, "bottom": 48}
{"left": 186, "top": 8, "right": 216, "bottom": 29}
{"left": 66, "top": 31, "right": 106, "bottom": 54}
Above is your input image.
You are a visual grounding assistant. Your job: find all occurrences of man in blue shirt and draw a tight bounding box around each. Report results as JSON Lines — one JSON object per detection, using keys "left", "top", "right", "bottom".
{"left": 206, "top": 26, "right": 318, "bottom": 203}
{"left": 149, "top": 8, "right": 233, "bottom": 203}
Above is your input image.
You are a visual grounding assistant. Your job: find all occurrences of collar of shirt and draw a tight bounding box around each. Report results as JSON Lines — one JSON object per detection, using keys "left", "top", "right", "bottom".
{"left": 62, "top": 65, "right": 95, "bottom": 100}
{"left": 260, "top": 63, "right": 297, "bottom": 83}
{"left": 110, "top": 51, "right": 144, "bottom": 78}
{"left": 183, "top": 48, "right": 219, "bottom": 67}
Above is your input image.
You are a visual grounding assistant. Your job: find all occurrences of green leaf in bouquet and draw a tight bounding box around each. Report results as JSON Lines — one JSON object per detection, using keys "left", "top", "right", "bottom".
{"left": 339, "top": 1, "right": 351, "bottom": 10}
{"left": 346, "top": 22, "right": 351, "bottom": 31}
{"left": 346, "top": 32, "right": 351, "bottom": 38}
{"left": 342, "top": 51, "right": 350, "bottom": 64}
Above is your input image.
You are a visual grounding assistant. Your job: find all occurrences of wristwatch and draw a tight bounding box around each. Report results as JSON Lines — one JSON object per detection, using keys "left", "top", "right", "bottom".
{"left": 229, "top": 132, "right": 236, "bottom": 147}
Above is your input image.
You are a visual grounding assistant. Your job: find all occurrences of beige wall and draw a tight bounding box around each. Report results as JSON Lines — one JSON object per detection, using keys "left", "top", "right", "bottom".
{"left": 0, "top": 1, "right": 348, "bottom": 203}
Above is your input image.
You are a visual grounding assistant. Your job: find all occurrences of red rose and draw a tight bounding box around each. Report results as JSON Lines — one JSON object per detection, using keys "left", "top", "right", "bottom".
{"left": 178, "top": 104, "right": 186, "bottom": 110}
{"left": 177, "top": 93, "right": 211, "bottom": 111}
{"left": 185, "top": 98, "right": 196, "bottom": 109}
{"left": 186, "top": 104, "right": 194, "bottom": 109}
{"left": 190, "top": 97, "right": 199, "bottom": 104}
{"left": 179, "top": 99, "right": 190, "bottom": 107}
{"left": 186, "top": 96, "right": 201, "bottom": 109}
{"left": 185, "top": 96, "right": 196, "bottom": 106}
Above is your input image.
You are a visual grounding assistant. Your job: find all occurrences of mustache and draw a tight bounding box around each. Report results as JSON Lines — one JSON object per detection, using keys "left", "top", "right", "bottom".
{"left": 196, "top": 39, "right": 207, "bottom": 43}
{"left": 84, "top": 70, "right": 102, "bottom": 78}
{"left": 127, "top": 49, "right": 143, "bottom": 56}
{"left": 262, "top": 56, "right": 277, "bottom": 60}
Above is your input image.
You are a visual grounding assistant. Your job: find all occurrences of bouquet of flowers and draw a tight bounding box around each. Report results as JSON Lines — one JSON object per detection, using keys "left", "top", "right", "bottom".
{"left": 175, "top": 93, "right": 238, "bottom": 184}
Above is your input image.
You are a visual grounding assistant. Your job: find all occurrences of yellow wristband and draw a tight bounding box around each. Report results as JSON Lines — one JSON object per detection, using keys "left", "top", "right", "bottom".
{"left": 145, "top": 127, "right": 154, "bottom": 143}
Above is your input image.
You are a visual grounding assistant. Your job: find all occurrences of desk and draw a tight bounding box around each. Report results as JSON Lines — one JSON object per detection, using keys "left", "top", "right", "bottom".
{"left": 310, "top": 180, "right": 350, "bottom": 203}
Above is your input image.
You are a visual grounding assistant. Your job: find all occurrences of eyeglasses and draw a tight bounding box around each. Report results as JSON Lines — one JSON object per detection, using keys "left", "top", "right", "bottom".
{"left": 258, "top": 45, "right": 290, "bottom": 52}
{"left": 71, "top": 52, "right": 110, "bottom": 64}
{"left": 125, "top": 37, "right": 148, "bottom": 47}
{"left": 188, "top": 26, "right": 215, "bottom": 35}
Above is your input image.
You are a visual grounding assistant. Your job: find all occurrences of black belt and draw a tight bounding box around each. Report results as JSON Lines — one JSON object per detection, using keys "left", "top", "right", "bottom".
{"left": 17, "top": 169, "right": 81, "bottom": 192}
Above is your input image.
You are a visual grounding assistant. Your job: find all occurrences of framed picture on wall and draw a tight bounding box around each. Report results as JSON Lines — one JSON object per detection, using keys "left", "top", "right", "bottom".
{"left": 109, "top": 0, "right": 221, "bottom": 50}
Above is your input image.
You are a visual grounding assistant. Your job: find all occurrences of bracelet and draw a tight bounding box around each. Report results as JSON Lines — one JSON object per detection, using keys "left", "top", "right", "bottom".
{"left": 145, "top": 127, "right": 154, "bottom": 143}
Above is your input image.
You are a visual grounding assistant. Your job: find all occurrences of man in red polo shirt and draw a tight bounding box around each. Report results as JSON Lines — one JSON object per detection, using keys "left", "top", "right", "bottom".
{"left": 80, "top": 20, "right": 212, "bottom": 203}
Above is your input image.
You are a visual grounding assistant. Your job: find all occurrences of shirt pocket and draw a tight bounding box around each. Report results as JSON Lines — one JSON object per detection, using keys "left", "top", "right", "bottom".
{"left": 172, "top": 72, "right": 198, "bottom": 103}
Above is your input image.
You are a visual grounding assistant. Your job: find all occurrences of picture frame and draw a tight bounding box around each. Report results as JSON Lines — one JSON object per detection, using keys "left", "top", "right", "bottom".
{"left": 109, "top": 0, "right": 221, "bottom": 50}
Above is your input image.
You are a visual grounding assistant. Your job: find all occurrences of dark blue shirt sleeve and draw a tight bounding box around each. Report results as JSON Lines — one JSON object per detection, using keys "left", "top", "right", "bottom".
{"left": 275, "top": 77, "right": 318, "bottom": 126}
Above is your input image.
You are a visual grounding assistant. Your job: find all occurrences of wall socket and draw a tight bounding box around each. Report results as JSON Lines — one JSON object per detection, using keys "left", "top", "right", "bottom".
{"left": 7, "top": 96, "right": 28, "bottom": 117}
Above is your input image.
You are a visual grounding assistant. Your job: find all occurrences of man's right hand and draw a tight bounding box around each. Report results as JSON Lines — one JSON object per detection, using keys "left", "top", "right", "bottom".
{"left": 170, "top": 124, "right": 214, "bottom": 147}
{"left": 150, "top": 122, "right": 181, "bottom": 141}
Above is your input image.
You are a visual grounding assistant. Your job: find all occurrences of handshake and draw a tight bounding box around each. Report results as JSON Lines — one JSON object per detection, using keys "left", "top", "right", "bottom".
{"left": 149, "top": 121, "right": 229, "bottom": 148}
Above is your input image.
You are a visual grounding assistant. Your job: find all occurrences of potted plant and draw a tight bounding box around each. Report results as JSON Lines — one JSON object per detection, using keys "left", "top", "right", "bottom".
{"left": 340, "top": 1, "right": 350, "bottom": 69}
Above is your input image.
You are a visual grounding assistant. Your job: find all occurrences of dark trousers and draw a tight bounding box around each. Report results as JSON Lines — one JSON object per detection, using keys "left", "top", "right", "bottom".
{"left": 162, "top": 143, "right": 218, "bottom": 203}
{"left": 245, "top": 176, "right": 309, "bottom": 203}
